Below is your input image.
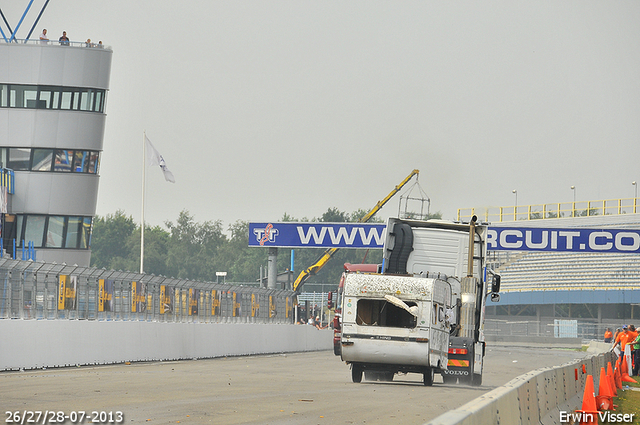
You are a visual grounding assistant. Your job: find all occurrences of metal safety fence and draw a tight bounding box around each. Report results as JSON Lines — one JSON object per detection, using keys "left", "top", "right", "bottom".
{"left": 0, "top": 258, "right": 295, "bottom": 323}
{"left": 484, "top": 318, "right": 622, "bottom": 342}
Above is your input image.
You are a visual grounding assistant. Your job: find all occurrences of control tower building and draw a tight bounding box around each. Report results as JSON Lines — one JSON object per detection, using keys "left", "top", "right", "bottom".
{"left": 0, "top": 32, "right": 112, "bottom": 266}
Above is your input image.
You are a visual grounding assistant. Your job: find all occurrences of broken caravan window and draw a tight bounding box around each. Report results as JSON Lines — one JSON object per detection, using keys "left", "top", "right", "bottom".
{"left": 355, "top": 298, "right": 418, "bottom": 328}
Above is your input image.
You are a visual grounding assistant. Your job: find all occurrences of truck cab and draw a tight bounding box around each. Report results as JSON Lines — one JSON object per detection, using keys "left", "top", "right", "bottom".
{"left": 338, "top": 217, "right": 499, "bottom": 386}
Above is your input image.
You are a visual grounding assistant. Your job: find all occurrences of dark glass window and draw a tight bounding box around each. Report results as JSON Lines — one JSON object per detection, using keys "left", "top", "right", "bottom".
{"left": 95, "top": 91, "right": 103, "bottom": 112}
{"left": 88, "top": 152, "right": 99, "bottom": 173}
{"left": 9, "top": 85, "right": 37, "bottom": 108}
{"left": 81, "top": 217, "right": 92, "bottom": 249}
{"left": 79, "top": 90, "right": 95, "bottom": 111}
{"left": 0, "top": 85, "right": 7, "bottom": 107}
{"left": 66, "top": 217, "right": 81, "bottom": 248}
{"left": 73, "top": 151, "right": 89, "bottom": 172}
{"left": 32, "top": 149, "right": 54, "bottom": 171}
{"left": 7, "top": 148, "right": 31, "bottom": 170}
{"left": 0, "top": 148, "right": 100, "bottom": 174}
{"left": 1, "top": 84, "right": 105, "bottom": 112}
{"left": 24, "top": 215, "right": 46, "bottom": 247}
{"left": 38, "top": 90, "right": 52, "bottom": 109}
{"left": 38, "top": 86, "right": 61, "bottom": 109}
{"left": 46, "top": 216, "right": 65, "bottom": 248}
{"left": 54, "top": 150, "right": 73, "bottom": 172}
{"left": 13, "top": 214, "right": 92, "bottom": 250}
{"left": 60, "top": 91, "right": 72, "bottom": 109}
{"left": 15, "top": 215, "right": 24, "bottom": 242}
{"left": 0, "top": 148, "right": 7, "bottom": 168}
{"left": 71, "top": 90, "right": 79, "bottom": 110}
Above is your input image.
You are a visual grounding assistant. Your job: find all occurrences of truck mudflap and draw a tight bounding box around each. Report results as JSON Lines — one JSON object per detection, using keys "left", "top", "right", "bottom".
{"left": 442, "top": 338, "right": 484, "bottom": 386}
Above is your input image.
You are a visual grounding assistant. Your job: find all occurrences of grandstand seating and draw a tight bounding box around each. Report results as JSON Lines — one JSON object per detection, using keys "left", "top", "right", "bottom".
{"left": 497, "top": 251, "right": 640, "bottom": 292}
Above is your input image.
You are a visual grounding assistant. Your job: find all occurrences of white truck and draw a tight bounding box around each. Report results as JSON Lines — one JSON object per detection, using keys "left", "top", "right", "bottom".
{"left": 339, "top": 216, "right": 500, "bottom": 386}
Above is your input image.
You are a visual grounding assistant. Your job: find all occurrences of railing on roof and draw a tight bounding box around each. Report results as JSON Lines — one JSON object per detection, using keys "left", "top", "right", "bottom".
{"left": 0, "top": 38, "right": 112, "bottom": 51}
{"left": 458, "top": 197, "right": 640, "bottom": 223}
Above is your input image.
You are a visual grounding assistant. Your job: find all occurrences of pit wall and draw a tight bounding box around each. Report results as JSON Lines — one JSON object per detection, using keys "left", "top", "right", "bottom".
{"left": 0, "top": 320, "right": 332, "bottom": 371}
{"left": 426, "top": 342, "right": 616, "bottom": 425}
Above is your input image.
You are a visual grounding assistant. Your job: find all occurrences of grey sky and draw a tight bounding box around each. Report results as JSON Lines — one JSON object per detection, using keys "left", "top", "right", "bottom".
{"left": 4, "top": 1, "right": 640, "bottom": 230}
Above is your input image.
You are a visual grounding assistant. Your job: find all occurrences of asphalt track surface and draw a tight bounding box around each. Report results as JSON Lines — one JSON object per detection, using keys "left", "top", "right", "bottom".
{"left": 1, "top": 345, "right": 587, "bottom": 425}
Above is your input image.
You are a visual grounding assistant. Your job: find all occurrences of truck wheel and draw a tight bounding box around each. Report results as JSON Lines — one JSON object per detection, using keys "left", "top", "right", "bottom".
{"left": 364, "top": 371, "right": 377, "bottom": 381}
{"left": 352, "top": 365, "right": 363, "bottom": 383}
{"left": 383, "top": 372, "right": 394, "bottom": 382}
{"left": 333, "top": 342, "right": 341, "bottom": 356}
{"left": 423, "top": 368, "right": 434, "bottom": 386}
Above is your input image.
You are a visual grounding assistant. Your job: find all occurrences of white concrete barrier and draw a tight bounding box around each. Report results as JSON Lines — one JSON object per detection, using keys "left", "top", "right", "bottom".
{"left": 426, "top": 346, "right": 617, "bottom": 425}
{"left": 0, "top": 320, "right": 333, "bottom": 370}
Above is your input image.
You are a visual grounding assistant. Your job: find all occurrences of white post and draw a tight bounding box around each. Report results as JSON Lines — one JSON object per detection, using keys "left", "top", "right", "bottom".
{"left": 140, "top": 131, "right": 146, "bottom": 274}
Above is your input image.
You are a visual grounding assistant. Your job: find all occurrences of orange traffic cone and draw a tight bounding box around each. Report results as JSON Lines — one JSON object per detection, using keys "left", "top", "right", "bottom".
{"left": 615, "top": 364, "right": 623, "bottom": 389}
{"left": 607, "top": 363, "right": 618, "bottom": 396}
{"left": 576, "top": 375, "right": 598, "bottom": 425}
{"left": 596, "top": 367, "right": 614, "bottom": 411}
{"left": 621, "top": 353, "right": 636, "bottom": 383}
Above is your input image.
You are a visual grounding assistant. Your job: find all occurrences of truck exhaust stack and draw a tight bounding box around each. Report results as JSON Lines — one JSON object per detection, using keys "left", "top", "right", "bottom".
{"left": 460, "top": 215, "right": 478, "bottom": 340}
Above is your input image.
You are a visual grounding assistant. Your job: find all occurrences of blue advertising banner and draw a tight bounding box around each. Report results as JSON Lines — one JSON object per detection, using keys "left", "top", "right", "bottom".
{"left": 487, "top": 227, "right": 640, "bottom": 253}
{"left": 249, "top": 222, "right": 387, "bottom": 248}
{"left": 250, "top": 223, "right": 640, "bottom": 253}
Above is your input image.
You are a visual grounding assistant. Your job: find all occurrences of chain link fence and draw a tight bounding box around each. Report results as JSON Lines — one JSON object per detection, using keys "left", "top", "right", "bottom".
{"left": 0, "top": 258, "right": 295, "bottom": 323}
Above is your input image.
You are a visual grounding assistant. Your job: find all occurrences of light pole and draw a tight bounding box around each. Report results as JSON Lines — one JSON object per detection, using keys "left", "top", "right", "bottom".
{"left": 633, "top": 181, "right": 637, "bottom": 213}
{"left": 571, "top": 186, "right": 576, "bottom": 217}
{"left": 512, "top": 189, "right": 517, "bottom": 220}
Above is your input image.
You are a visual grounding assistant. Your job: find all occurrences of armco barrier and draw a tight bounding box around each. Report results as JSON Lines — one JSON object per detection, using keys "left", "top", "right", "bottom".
{"left": 0, "top": 320, "right": 333, "bottom": 371}
{"left": 426, "top": 343, "right": 616, "bottom": 425}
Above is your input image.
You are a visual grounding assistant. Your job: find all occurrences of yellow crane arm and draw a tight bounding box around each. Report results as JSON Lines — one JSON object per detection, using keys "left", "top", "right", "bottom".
{"left": 292, "top": 169, "right": 419, "bottom": 293}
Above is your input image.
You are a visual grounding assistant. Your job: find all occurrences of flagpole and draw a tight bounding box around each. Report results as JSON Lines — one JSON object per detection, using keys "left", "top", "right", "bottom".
{"left": 140, "top": 131, "right": 145, "bottom": 274}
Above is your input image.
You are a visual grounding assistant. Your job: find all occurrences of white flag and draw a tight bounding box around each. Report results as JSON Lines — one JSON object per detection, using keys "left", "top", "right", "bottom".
{"left": 145, "top": 136, "right": 175, "bottom": 183}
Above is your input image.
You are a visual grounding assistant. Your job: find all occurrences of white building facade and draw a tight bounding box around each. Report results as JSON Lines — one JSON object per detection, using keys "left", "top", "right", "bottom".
{"left": 0, "top": 40, "right": 112, "bottom": 265}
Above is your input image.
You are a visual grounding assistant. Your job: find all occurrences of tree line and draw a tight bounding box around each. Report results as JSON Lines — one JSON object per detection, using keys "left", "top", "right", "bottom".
{"left": 90, "top": 208, "right": 442, "bottom": 286}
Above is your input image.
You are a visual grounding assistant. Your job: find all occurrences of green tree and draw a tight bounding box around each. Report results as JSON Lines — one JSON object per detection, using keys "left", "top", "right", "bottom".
{"left": 217, "top": 220, "right": 268, "bottom": 282}
{"left": 90, "top": 210, "right": 136, "bottom": 269}
{"left": 350, "top": 208, "right": 384, "bottom": 223}
{"left": 165, "top": 210, "right": 226, "bottom": 281}
{"left": 124, "top": 225, "right": 171, "bottom": 276}
{"left": 320, "top": 207, "right": 349, "bottom": 222}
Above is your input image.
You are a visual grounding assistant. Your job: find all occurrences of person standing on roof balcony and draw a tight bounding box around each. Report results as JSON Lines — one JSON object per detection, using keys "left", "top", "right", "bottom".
{"left": 39, "top": 29, "right": 48, "bottom": 44}
{"left": 59, "top": 31, "right": 69, "bottom": 45}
